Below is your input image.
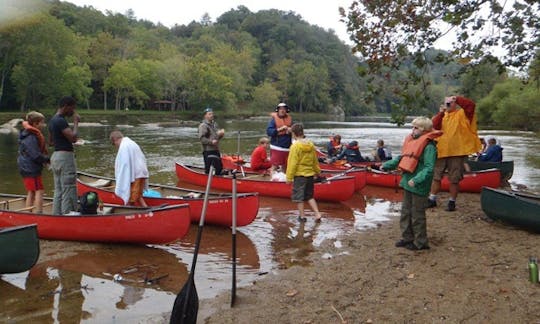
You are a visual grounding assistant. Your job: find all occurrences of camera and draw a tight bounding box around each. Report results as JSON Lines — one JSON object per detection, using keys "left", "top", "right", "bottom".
{"left": 446, "top": 102, "right": 451, "bottom": 107}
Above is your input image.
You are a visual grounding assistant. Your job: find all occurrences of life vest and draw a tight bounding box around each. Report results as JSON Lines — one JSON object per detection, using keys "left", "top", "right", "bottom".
{"left": 271, "top": 112, "right": 292, "bottom": 135}
{"left": 22, "top": 121, "right": 48, "bottom": 154}
{"left": 398, "top": 130, "right": 442, "bottom": 173}
{"left": 329, "top": 137, "right": 342, "bottom": 151}
{"left": 224, "top": 154, "right": 245, "bottom": 164}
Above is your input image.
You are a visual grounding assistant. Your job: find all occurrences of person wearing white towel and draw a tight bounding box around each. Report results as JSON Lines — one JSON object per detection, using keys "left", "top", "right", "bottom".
{"left": 110, "top": 130, "right": 149, "bottom": 207}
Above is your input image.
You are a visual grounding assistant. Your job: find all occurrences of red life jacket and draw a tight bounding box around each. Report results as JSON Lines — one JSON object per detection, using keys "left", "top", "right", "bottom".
{"left": 398, "top": 130, "right": 442, "bottom": 173}
{"left": 271, "top": 112, "right": 292, "bottom": 135}
{"left": 329, "top": 137, "right": 342, "bottom": 151}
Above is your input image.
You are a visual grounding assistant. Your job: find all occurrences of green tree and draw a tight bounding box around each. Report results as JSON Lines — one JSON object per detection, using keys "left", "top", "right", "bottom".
{"left": 460, "top": 56, "right": 507, "bottom": 102}
{"left": 249, "top": 81, "right": 281, "bottom": 113}
{"left": 340, "top": 0, "right": 539, "bottom": 120}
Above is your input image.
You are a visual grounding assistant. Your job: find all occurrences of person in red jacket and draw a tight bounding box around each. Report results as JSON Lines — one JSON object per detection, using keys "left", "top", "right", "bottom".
{"left": 250, "top": 137, "right": 272, "bottom": 172}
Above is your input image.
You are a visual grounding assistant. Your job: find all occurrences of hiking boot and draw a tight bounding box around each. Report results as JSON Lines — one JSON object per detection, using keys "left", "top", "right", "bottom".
{"left": 395, "top": 239, "right": 412, "bottom": 248}
{"left": 427, "top": 198, "right": 437, "bottom": 208}
{"left": 405, "top": 243, "right": 430, "bottom": 251}
{"left": 446, "top": 200, "right": 456, "bottom": 212}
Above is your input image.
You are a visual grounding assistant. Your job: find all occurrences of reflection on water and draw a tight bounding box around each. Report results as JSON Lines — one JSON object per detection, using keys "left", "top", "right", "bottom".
{"left": 1, "top": 120, "right": 539, "bottom": 321}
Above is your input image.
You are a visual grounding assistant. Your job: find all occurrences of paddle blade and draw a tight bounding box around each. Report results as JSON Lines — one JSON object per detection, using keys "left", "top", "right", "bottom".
{"left": 170, "top": 278, "right": 198, "bottom": 324}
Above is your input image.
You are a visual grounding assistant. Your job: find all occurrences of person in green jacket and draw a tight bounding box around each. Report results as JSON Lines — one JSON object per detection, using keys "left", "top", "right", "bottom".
{"left": 286, "top": 123, "right": 322, "bottom": 223}
{"left": 381, "top": 117, "right": 439, "bottom": 251}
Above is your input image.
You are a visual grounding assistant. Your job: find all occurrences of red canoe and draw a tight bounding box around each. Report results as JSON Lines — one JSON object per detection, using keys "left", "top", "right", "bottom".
{"left": 366, "top": 168, "right": 501, "bottom": 193}
{"left": 175, "top": 162, "right": 356, "bottom": 202}
{"left": 0, "top": 193, "right": 190, "bottom": 244}
{"left": 221, "top": 155, "right": 367, "bottom": 191}
{"left": 77, "top": 171, "right": 259, "bottom": 227}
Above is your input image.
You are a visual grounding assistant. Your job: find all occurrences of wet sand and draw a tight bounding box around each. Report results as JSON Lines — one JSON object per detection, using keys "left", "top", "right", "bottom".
{"left": 202, "top": 192, "right": 540, "bottom": 323}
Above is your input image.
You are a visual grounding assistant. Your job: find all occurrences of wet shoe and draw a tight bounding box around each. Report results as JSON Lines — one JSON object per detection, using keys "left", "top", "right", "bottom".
{"left": 446, "top": 200, "right": 456, "bottom": 212}
{"left": 297, "top": 216, "right": 307, "bottom": 222}
{"left": 395, "top": 239, "right": 412, "bottom": 247}
{"left": 427, "top": 198, "right": 437, "bottom": 208}
{"left": 314, "top": 217, "right": 322, "bottom": 223}
{"left": 405, "top": 243, "right": 430, "bottom": 251}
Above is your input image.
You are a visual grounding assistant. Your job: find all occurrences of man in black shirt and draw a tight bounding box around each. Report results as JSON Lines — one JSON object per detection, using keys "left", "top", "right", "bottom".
{"left": 48, "top": 96, "right": 80, "bottom": 214}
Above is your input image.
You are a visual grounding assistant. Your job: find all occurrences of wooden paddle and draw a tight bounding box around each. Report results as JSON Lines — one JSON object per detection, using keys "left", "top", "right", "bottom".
{"left": 170, "top": 164, "right": 215, "bottom": 324}
{"left": 231, "top": 170, "right": 238, "bottom": 307}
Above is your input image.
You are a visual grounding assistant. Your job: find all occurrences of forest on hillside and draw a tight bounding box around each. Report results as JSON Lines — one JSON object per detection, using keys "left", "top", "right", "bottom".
{"left": 1, "top": 0, "right": 538, "bottom": 130}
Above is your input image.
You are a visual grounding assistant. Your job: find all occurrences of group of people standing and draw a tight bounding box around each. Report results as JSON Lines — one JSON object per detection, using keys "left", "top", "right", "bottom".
{"left": 199, "top": 102, "right": 322, "bottom": 222}
{"left": 19, "top": 94, "right": 488, "bottom": 253}
{"left": 17, "top": 96, "right": 149, "bottom": 215}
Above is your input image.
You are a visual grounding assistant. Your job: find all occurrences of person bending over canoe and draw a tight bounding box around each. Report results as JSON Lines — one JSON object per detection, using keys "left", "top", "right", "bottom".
{"left": 381, "top": 117, "right": 441, "bottom": 251}
{"left": 250, "top": 137, "right": 272, "bottom": 172}
{"left": 110, "top": 130, "right": 148, "bottom": 207}
{"left": 286, "top": 123, "right": 322, "bottom": 223}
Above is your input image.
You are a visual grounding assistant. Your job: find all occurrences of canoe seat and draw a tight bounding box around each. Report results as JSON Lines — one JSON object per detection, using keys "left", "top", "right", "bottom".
{"left": 88, "top": 179, "right": 112, "bottom": 187}
{"left": 15, "top": 206, "right": 36, "bottom": 212}
{"left": 99, "top": 206, "right": 114, "bottom": 214}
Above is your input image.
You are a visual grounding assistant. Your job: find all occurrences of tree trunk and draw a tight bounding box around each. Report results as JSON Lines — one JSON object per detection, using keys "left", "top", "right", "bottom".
{"left": 104, "top": 90, "right": 108, "bottom": 110}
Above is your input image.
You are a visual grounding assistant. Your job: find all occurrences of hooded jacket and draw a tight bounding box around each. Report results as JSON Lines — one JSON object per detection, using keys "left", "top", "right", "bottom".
{"left": 17, "top": 128, "right": 50, "bottom": 177}
{"left": 286, "top": 138, "right": 321, "bottom": 182}
{"left": 478, "top": 144, "right": 503, "bottom": 162}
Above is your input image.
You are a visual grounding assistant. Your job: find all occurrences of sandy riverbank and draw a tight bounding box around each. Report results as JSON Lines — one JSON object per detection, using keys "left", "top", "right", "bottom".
{"left": 201, "top": 192, "right": 540, "bottom": 323}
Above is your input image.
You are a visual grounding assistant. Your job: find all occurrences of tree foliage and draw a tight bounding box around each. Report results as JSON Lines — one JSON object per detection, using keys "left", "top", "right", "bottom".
{"left": 340, "top": 0, "right": 539, "bottom": 121}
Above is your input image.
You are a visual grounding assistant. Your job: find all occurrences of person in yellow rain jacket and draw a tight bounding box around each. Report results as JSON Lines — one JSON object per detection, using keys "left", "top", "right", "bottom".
{"left": 428, "top": 96, "right": 482, "bottom": 212}
{"left": 286, "top": 123, "right": 322, "bottom": 223}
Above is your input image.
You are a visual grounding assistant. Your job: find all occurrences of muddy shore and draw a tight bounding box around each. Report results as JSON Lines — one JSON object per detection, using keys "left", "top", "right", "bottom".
{"left": 201, "top": 192, "right": 540, "bottom": 323}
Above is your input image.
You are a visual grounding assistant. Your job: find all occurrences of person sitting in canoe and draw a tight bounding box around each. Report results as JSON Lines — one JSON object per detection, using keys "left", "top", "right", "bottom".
{"left": 332, "top": 140, "right": 368, "bottom": 163}
{"left": 478, "top": 137, "right": 503, "bottom": 162}
{"left": 326, "top": 134, "right": 345, "bottom": 158}
{"left": 250, "top": 137, "right": 272, "bottom": 172}
{"left": 373, "top": 139, "right": 393, "bottom": 161}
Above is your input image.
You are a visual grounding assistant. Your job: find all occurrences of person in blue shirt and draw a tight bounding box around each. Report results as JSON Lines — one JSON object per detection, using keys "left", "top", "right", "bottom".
{"left": 333, "top": 141, "right": 367, "bottom": 163}
{"left": 478, "top": 137, "right": 503, "bottom": 162}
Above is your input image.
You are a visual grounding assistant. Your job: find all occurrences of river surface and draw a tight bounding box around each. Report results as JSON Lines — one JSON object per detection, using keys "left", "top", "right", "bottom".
{"left": 1, "top": 117, "right": 538, "bottom": 322}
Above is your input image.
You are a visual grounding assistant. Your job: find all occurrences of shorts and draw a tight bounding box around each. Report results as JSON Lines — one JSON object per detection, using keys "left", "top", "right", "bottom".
{"left": 23, "top": 176, "right": 44, "bottom": 191}
{"left": 129, "top": 178, "right": 146, "bottom": 204}
{"left": 433, "top": 156, "right": 467, "bottom": 183}
{"left": 291, "top": 176, "right": 315, "bottom": 202}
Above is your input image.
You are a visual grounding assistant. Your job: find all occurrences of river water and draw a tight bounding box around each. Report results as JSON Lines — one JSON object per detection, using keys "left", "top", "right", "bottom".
{"left": 1, "top": 117, "right": 538, "bottom": 322}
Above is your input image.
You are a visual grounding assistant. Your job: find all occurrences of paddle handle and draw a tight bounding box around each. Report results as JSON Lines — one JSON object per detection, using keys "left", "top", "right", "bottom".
{"left": 231, "top": 171, "right": 237, "bottom": 307}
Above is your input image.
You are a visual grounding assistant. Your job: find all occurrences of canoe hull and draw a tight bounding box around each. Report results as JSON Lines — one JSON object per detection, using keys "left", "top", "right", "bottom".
{"left": 77, "top": 171, "right": 259, "bottom": 227}
{"left": 0, "top": 224, "right": 40, "bottom": 274}
{"left": 176, "top": 163, "right": 356, "bottom": 202}
{"left": 467, "top": 160, "right": 514, "bottom": 181}
{"left": 0, "top": 194, "right": 190, "bottom": 244}
{"left": 481, "top": 187, "right": 540, "bottom": 232}
{"left": 366, "top": 169, "right": 501, "bottom": 193}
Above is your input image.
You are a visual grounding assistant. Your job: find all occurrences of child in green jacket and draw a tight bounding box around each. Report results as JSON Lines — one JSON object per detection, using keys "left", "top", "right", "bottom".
{"left": 382, "top": 117, "right": 440, "bottom": 250}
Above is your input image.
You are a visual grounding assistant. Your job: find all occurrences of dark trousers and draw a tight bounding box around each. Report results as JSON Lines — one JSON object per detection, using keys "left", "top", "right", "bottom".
{"left": 400, "top": 190, "right": 429, "bottom": 249}
{"left": 203, "top": 150, "right": 223, "bottom": 175}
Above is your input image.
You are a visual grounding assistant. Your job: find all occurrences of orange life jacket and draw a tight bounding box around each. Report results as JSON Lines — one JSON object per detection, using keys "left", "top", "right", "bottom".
{"left": 329, "top": 137, "right": 342, "bottom": 151}
{"left": 22, "top": 120, "right": 48, "bottom": 154}
{"left": 398, "top": 130, "right": 442, "bottom": 173}
{"left": 271, "top": 112, "right": 292, "bottom": 135}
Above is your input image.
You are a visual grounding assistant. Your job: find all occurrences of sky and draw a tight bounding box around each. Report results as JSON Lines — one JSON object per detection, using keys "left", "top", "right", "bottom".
{"left": 63, "top": 0, "right": 354, "bottom": 44}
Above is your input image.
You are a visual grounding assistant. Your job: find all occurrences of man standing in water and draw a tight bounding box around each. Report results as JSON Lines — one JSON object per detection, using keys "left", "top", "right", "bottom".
{"left": 110, "top": 130, "right": 149, "bottom": 207}
{"left": 428, "top": 96, "right": 481, "bottom": 211}
{"left": 266, "top": 102, "right": 293, "bottom": 171}
{"left": 48, "top": 96, "right": 80, "bottom": 215}
{"left": 199, "top": 107, "right": 225, "bottom": 175}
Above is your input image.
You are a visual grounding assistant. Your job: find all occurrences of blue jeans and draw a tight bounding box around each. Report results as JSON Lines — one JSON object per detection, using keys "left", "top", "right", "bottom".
{"left": 51, "top": 151, "right": 78, "bottom": 215}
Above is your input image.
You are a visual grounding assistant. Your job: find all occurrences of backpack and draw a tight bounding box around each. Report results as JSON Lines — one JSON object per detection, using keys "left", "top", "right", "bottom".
{"left": 79, "top": 191, "right": 99, "bottom": 214}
